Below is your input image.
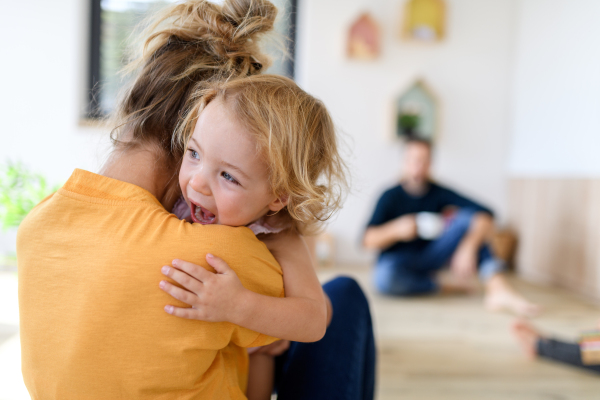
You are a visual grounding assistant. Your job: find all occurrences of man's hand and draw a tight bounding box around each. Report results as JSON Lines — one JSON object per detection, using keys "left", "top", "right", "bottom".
{"left": 449, "top": 243, "right": 478, "bottom": 279}
{"left": 159, "top": 254, "right": 248, "bottom": 322}
{"left": 392, "top": 214, "right": 418, "bottom": 241}
{"left": 363, "top": 214, "right": 418, "bottom": 250}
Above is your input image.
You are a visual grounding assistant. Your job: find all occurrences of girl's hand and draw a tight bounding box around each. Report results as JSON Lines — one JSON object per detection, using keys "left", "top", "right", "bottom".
{"left": 159, "top": 254, "right": 248, "bottom": 322}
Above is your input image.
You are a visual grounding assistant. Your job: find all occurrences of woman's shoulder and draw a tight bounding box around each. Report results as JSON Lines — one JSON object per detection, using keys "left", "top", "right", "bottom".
{"left": 160, "top": 217, "right": 282, "bottom": 286}
{"left": 169, "top": 217, "right": 262, "bottom": 247}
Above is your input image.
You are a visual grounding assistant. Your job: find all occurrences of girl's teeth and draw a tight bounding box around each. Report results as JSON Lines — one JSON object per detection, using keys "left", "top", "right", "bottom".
{"left": 195, "top": 206, "right": 215, "bottom": 223}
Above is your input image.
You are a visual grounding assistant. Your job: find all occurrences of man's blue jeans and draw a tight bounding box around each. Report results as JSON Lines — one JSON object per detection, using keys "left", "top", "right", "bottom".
{"left": 275, "top": 277, "right": 376, "bottom": 400}
{"left": 374, "top": 209, "right": 505, "bottom": 296}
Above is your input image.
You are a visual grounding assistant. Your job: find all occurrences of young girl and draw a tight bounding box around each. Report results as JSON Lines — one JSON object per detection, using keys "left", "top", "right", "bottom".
{"left": 159, "top": 74, "right": 347, "bottom": 399}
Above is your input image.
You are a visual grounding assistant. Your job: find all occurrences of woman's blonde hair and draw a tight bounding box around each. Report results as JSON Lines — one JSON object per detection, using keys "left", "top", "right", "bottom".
{"left": 176, "top": 75, "right": 348, "bottom": 235}
{"left": 110, "top": 0, "right": 277, "bottom": 168}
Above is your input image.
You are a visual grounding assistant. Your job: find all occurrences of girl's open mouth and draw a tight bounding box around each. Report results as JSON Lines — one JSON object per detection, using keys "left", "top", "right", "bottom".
{"left": 190, "top": 203, "right": 217, "bottom": 225}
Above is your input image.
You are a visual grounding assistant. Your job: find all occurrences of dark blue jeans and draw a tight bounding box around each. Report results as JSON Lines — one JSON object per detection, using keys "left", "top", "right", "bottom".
{"left": 538, "top": 338, "right": 600, "bottom": 374}
{"left": 275, "top": 277, "right": 376, "bottom": 400}
{"left": 374, "top": 209, "right": 505, "bottom": 296}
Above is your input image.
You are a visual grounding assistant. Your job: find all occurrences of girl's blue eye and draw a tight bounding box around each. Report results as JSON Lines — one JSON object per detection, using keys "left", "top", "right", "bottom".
{"left": 221, "top": 172, "right": 239, "bottom": 185}
{"left": 189, "top": 149, "right": 200, "bottom": 159}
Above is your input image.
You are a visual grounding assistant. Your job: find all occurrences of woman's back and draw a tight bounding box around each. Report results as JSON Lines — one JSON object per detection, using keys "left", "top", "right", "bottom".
{"left": 17, "top": 169, "right": 283, "bottom": 399}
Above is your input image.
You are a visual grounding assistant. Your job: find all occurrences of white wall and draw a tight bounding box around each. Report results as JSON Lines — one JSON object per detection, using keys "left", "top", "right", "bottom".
{"left": 296, "top": 0, "right": 517, "bottom": 264}
{"left": 0, "top": 0, "right": 111, "bottom": 253}
{"left": 0, "top": 0, "right": 111, "bottom": 183}
{"left": 508, "top": 0, "right": 600, "bottom": 177}
{"left": 0, "top": 0, "right": 519, "bottom": 265}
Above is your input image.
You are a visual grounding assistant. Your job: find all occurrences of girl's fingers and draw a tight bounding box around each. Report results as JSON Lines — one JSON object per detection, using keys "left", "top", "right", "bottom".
{"left": 159, "top": 280, "right": 197, "bottom": 306}
{"left": 205, "top": 253, "right": 233, "bottom": 274}
{"left": 172, "top": 259, "right": 213, "bottom": 282}
{"left": 164, "top": 305, "right": 200, "bottom": 320}
{"left": 162, "top": 265, "right": 202, "bottom": 292}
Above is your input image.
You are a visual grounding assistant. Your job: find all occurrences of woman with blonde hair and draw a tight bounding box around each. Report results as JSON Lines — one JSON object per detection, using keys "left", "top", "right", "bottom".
{"left": 18, "top": 1, "right": 375, "bottom": 399}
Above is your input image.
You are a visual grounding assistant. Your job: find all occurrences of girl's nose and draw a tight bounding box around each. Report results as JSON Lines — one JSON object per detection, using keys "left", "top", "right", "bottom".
{"left": 189, "top": 170, "right": 212, "bottom": 196}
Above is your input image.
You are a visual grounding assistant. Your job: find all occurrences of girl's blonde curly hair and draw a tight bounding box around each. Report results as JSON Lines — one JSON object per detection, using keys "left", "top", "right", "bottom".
{"left": 176, "top": 75, "right": 348, "bottom": 235}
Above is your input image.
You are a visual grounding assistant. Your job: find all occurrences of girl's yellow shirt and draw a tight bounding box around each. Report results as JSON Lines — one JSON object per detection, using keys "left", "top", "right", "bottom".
{"left": 17, "top": 169, "right": 283, "bottom": 400}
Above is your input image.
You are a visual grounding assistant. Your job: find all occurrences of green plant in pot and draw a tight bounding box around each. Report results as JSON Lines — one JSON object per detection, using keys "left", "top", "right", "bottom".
{"left": 397, "top": 112, "right": 421, "bottom": 138}
{"left": 0, "top": 162, "right": 59, "bottom": 267}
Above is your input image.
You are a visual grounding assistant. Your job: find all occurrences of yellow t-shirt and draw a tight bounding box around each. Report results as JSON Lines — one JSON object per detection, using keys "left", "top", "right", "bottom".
{"left": 17, "top": 169, "right": 283, "bottom": 400}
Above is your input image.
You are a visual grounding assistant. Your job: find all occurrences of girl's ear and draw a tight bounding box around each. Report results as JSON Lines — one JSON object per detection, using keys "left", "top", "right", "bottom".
{"left": 268, "top": 194, "right": 289, "bottom": 212}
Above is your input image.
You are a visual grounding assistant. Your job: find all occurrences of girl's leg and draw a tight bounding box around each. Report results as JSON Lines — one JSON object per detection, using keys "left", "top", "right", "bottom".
{"left": 275, "top": 276, "right": 376, "bottom": 400}
{"left": 512, "top": 320, "right": 600, "bottom": 373}
{"left": 538, "top": 339, "right": 600, "bottom": 373}
{"left": 247, "top": 353, "right": 275, "bottom": 400}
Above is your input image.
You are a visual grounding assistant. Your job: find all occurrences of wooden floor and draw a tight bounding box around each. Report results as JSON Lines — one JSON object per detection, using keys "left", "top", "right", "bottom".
{"left": 318, "top": 265, "right": 600, "bottom": 400}
{"left": 3, "top": 267, "right": 600, "bottom": 399}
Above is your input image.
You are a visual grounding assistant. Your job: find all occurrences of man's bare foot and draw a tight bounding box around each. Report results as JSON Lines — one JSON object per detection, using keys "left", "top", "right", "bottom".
{"left": 512, "top": 319, "right": 542, "bottom": 360}
{"left": 484, "top": 275, "right": 542, "bottom": 317}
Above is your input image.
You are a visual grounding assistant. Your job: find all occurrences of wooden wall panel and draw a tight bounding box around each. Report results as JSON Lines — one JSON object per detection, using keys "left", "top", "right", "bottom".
{"left": 508, "top": 179, "right": 600, "bottom": 301}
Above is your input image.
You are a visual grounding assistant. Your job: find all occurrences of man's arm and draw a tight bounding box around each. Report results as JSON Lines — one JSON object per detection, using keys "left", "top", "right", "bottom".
{"left": 363, "top": 214, "right": 418, "bottom": 250}
{"left": 441, "top": 186, "right": 494, "bottom": 217}
{"left": 363, "top": 188, "right": 418, "bottom": 250}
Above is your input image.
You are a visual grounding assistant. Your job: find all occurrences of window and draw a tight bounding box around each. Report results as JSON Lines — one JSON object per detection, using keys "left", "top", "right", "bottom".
{"left": 87, "top": 0, "right": 297, "bottom": 118}
{"left": 261, "top": 0, "right": 297, "bottom": 78}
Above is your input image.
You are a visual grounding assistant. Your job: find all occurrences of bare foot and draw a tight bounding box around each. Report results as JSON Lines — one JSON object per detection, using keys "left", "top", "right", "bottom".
{"left": 511, "top": 319, "right": 542, "bottom": 360}
{"left": 484, "top": 276, "right": 542, "bottom": 317}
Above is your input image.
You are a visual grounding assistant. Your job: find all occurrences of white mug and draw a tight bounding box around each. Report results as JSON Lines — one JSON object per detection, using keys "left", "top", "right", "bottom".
{"left": 415, "top": 212, "right": 444, "bottom": 240}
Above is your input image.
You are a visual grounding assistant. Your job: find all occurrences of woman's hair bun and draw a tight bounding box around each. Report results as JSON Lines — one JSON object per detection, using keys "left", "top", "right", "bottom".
{"left": 222, "top": 0, "right": 278, "bottom": 37}
{"left": 138, "top": 0, "right": 278, "bottom": 77}
{"left": 111, "top": 0, "right": 278, "bottom": 164}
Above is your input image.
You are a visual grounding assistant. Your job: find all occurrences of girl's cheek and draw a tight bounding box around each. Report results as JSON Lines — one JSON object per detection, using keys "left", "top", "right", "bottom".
{"left": 218, "top": 194, "right": 244, "bottom": 222}
{"left": 178, "top": 163, "right": 191, "bottom": 191}
{"left": 178, "top": 173, "right": 186, "bottom": 193}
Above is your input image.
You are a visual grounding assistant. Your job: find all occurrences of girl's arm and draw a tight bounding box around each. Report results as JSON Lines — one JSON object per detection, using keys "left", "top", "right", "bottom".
{"left": 159, "top": 230, "right": 329, "bottom": 342}
{"left": 238, "top": 230, "right": 328, "bottom": 341}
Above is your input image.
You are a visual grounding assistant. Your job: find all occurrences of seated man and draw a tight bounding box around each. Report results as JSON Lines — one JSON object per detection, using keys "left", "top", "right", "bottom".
{"left": 363, "top": 138, "right": 539, "bottom": 316}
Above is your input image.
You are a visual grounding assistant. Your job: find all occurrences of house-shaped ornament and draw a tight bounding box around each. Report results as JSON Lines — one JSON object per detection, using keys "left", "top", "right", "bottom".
{"left": 394, "top": 80, "right": 439, "bottom": 142}
{"left": 402, "top": 0, "right": 446, "bottom": 42}
{"left": 347, "top": 13, "right": 381, "bottom": 60}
